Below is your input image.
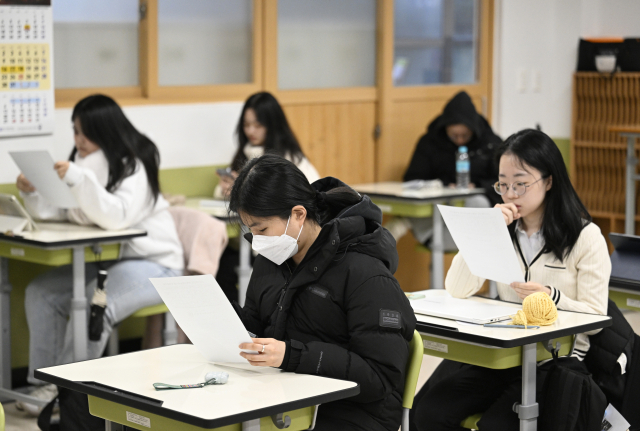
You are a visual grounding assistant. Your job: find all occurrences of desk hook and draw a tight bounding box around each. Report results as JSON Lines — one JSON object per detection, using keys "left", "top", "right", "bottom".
{"left": 543, "top": 339, "right": 561, "bottom": 355}
{"left": 270, "top": 412, "right": 291, "bottom": 429}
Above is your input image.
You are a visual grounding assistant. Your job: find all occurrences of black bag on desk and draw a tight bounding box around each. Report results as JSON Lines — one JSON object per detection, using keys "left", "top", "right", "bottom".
{"left": 37, "top": 386, "right": 104, "bottom": 431}
{"left": 539, "top": 353, "right": 607, "bottom": 431}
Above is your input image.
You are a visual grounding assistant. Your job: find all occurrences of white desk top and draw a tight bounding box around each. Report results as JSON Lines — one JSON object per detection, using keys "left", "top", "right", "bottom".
{"left": 0, "top": 222, "right": 146, "bottom": 248}
{"left": 184, "top": 198, "right": 237, "bottom": 219}
{"left": 353, "top": 181, "right": 485, "bottom": 201}
{"left": 412, "top": 290, "right": 611, "bottom": 348}
{"left": 36, "top": 344, "right": 358, "bottom": 427}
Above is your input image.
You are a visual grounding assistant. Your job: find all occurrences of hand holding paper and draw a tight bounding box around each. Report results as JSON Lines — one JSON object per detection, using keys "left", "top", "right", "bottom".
{"left": 10, "top": 151, "right": 78, "bottom": 208}
{"left": 437, "top": 205, "right": 525, "bottom": 285}
{"left": 150, "top": 275, "right": 257, "bottom": 363}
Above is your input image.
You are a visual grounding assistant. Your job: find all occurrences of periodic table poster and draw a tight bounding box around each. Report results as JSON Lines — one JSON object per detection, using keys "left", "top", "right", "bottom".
{"left": 0, "top": 0, "right": 53, "bottom": 137}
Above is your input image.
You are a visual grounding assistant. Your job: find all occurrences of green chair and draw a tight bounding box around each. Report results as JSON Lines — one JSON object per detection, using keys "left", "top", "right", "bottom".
{"left": 107, "top": 304, "right": 176, "bottom": 356}
{"left": 402, "top": 330, "right": 424, "bottom": 431}
{"left": 461, "top": 413, "right": 482, "bottom": 429}
{"left": 0, "top": 401, "right": 5, "bottom": 431}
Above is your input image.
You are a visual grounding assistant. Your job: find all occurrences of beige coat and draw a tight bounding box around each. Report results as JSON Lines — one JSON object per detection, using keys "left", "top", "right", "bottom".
{"left": 445, "top": 222, "right": 611, "bottom": 359}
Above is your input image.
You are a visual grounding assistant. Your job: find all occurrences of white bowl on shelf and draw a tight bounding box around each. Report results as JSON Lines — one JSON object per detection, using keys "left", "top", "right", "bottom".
{"left": 595, "top": 55, "right": 617, "bottom": 73}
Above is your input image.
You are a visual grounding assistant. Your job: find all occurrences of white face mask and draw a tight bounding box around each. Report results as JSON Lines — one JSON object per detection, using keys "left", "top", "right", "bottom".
{"left": 243, "top": 144, "right": 265, "bottom": 160}
{"left": 251, "top": 216, "right": 303, "bottom": 265}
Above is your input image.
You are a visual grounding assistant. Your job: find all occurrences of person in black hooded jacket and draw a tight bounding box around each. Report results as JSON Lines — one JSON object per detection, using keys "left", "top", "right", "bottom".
{"left": 386, "top": 91, "right": 503, "bottom": 246}
{"left": 404, "top": 90, "right": 502, "bottom": 199}
{"left": 229, "top": 154, "right": 417, "bottom": 431}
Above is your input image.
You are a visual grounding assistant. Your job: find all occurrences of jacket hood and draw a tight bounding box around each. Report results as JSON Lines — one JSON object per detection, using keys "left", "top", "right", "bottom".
{"left": 311, "top": 177, "right": 399, "bottom": 273}
{"left": 428, "top": 91, "right": 482, "bottom": 137}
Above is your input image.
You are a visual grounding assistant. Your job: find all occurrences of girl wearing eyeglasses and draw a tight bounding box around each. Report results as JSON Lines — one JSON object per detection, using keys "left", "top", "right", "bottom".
{"left": 410, "top": 129, "right": 611, "bottom": 430}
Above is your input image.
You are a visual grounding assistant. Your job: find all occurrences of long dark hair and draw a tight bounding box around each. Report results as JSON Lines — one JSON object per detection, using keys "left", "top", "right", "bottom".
{"left": 230, "top": 92, "right": 305, "bottom": 172}
{"left": 496, "top": 129, "right": 591, "bottom": 261}
{"left": 70, "top": 94, "right": 161, "bottom": 202}
{"left": 229, "top": 154, "right": 360, "bottom": 226}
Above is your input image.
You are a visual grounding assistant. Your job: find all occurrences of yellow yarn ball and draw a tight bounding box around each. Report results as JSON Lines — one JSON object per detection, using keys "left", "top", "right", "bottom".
{"left": 511, "top": 292, "right": 558, "bottom": 327}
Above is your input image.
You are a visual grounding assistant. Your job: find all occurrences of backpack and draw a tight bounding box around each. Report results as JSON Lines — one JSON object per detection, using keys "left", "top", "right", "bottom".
{"left": 539, "top": 352, "right": 608, "bottom": 431}
{"left": 37, "top": 386, "right": 104, "bottom": 431}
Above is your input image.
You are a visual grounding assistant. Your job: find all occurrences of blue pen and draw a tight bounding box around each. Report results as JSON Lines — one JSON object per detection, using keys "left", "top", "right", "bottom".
{"left": 483, "top": 324, "right": 540, "bottom": 329}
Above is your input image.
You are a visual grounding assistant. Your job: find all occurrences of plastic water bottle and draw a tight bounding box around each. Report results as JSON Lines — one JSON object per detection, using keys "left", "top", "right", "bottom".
{"left": 456, "top": 146, "right": 470, "bottom": 189}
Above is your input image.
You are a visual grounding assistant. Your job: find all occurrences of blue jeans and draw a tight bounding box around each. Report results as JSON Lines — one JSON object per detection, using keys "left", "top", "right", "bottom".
{"left": 25, "top": 259, "right": 182, "bottom": 384}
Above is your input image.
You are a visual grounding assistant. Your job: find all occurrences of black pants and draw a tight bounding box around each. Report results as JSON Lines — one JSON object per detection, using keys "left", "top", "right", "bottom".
{"left": 410, "top": 360, "right": 557, "bottom": 431}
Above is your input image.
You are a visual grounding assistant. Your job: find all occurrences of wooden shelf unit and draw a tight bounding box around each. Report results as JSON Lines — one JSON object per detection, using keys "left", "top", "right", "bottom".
{"left": 571, "top": 72, "right": 640, "bottom": 247}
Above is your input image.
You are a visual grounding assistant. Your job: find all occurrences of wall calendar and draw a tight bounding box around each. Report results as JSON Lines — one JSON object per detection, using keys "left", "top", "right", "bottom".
{"left": 0, "top": 0, "right": 53, "bottom": 137}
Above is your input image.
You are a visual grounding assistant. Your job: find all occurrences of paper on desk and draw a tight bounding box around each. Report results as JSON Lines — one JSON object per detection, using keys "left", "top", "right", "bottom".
{"left": 437, "top": 205, "right": 525, "bottom": 285}
{"left": 10, "top": 151, "right": 78, "bottom": 208}
{"left": 150, "top": 274, "right": 255, "bottom": 363}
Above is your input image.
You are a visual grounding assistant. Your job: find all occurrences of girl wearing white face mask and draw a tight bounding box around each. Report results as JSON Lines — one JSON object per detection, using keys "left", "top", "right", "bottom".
{"left": 229, "top": 154, "right": 416, "bottom": 431}
{"left": 15, "top": 95, "right": 183, "bottom": 415}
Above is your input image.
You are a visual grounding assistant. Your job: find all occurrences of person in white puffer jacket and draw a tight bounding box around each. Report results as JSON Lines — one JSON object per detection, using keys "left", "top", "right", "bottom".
{"left": 15, "top": 94, "right": 183, "bottom": 415}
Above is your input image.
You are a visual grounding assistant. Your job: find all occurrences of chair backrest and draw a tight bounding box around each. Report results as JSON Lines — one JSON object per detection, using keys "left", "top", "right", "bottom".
{"left": 403, "top": 330, "right": 424, "bottom": 409}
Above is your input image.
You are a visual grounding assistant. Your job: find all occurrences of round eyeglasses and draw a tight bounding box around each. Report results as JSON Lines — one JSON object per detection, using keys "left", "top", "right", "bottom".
{"left": 493, "top": 178, "right": 543, "bottom": 196}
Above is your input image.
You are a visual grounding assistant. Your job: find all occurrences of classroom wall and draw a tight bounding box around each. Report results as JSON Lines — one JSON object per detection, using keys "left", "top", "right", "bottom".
{"left": 0, "top": 102, "right": 242, "bottom": 185}
{"left": 492, "top": 0, "right": 640, "bottom": 139}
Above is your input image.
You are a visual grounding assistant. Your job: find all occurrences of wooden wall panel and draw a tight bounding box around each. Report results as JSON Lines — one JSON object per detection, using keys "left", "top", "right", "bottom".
{"left": 283, "top": 102, "right": 377, "bottom": 186}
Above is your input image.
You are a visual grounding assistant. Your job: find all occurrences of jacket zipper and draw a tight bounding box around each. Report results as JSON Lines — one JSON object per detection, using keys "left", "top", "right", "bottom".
{"left": 278, "top": 261, "right": 293, "bottom": 311}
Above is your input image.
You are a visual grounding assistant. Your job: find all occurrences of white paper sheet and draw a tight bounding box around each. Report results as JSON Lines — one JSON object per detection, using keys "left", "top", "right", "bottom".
{"left": 437, "top": 205, "right": 525, "bottom": 285}
{"left": 10, "top": 151, "right": 78, "bottom": 209}
{"left": 150, "top": 274, "right": 255, "bottom": 363}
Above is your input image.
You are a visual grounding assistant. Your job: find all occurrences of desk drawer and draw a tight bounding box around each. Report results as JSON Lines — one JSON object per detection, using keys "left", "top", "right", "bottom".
{"left": 88, "top": 395, "right": 316, "bottom": 431}
{"left": 420, "top": 334, "right": 574, "bottom": 369}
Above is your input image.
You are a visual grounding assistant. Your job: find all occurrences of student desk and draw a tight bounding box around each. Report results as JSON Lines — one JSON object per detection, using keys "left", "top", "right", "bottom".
{"left": 412, "top": 291, "right": 612, "bottom": 431}
{"left": 609, "top": 126, "right": 640, "bottom": 235}
{"left": 352, "top": 182, "right": 484, "bottom": 289}
{"left": 0, "top": 223, "right": 146, "bottom": 405}
{"left": 184, "top": 198, "right": 252, "bottom": 306}
{"left": 35, "top": 344, "right": 359, "bottom": 431}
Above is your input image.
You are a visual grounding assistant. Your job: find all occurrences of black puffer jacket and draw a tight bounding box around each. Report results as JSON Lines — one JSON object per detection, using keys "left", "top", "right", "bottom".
{"left": 403, "top": 91, "right": 502, "bottom": 205}
{"left": 240, "top": 178, "right": 417, "bottom": 431}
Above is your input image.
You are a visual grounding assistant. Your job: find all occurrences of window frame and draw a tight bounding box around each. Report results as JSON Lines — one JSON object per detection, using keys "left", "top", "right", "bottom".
{"left": 53, "top": 0, "right": 493, "bottom": 113}
{"left": 55, "top": 0, "right": 264, "bottom": 107}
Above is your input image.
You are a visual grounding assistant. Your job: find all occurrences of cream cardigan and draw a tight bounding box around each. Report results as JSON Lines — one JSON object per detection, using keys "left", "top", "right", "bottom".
{"left": 445, "top": 222, "right": 611, "bottom": 359}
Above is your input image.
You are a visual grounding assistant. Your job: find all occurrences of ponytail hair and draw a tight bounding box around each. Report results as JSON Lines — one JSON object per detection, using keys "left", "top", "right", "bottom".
{"left": 229, "top": 154, "right": 360, "bottom": 225}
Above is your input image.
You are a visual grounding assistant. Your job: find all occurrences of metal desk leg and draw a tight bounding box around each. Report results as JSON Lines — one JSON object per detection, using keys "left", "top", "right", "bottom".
{"left": 0, "top": 257, "right": 12, "bottom": 391}
{"left": 515, "top": 343, "right": 538, "bottom": 431}
{"left": 105, "top": 420, "right": 124, "bottom": 431}
{"left": 72, "top": 247, "right": 88, "bottom": 361}
{"left": 624, "top": 133, "right": 639, "bottom": 235}
{"left": 238, "top": 237, "right": 252, "bottom": 307}
{"left": 431, "top": 204, "right": 444, "bottom": 289}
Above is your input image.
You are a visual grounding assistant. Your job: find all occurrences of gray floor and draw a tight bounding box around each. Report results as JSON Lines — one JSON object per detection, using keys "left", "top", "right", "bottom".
{"left": 5, "top": 310, "right": 640, "bottom": 431}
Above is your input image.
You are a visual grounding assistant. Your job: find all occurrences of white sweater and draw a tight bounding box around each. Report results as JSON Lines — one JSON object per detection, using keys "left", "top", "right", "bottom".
{"left": 445, "top": 222, "right": 611, "bottom": 360}
{"left": 213, "top": 151, "right": 321, "bottom": 199}
{"left": 22, "top": 151, "right": 183, "bottom": 270}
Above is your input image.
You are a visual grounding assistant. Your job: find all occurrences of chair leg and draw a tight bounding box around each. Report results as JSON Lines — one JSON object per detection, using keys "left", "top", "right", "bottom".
{"left": 402, "top": 408, "right": 409, "bottom": 431}
{"left": 106, "top": 327, "right": 119, "bottom": 356}
{"left": 163, "top": 312, "right": 178, "bottom": 346}
{"left": 143, "top": 314, "right": 164, "bottom": 349}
